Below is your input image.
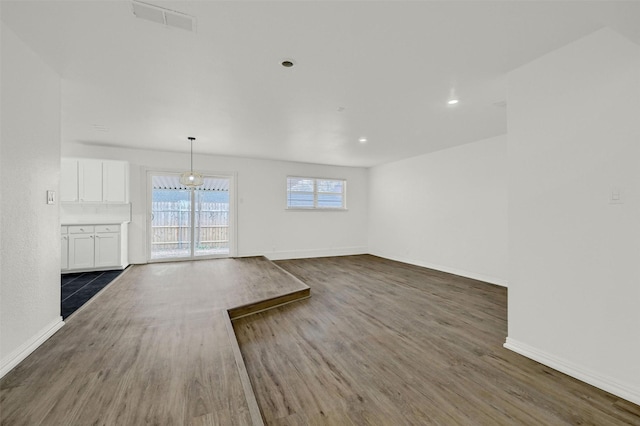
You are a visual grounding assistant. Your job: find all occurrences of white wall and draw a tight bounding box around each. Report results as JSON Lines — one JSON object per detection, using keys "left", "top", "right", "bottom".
{"left": 368, "top": 135, "right": 508, "bottom": 286}
{"left": 62, "top": 143, "right": 369, "bottom": 263}
{"left": 505, "top": 28, "right": 640, "bottom": 404}
{"left": 0, "top": 23, "right": 64, "bottom": 377}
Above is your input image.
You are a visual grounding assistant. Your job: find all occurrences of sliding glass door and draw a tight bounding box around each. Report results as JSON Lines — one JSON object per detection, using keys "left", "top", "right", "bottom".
{"left": 193, "top": 181, "right": 230, "bottom": 257}
{"left": 149, "top": 173, "right": 232, "bottom": 261}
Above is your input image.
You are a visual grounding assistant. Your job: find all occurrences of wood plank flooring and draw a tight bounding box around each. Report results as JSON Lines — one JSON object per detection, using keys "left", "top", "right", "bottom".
{"left": 4, "top": 254, "right": 639, "bottom": 425}
{"left": 0, "top": 257, "right": 308, "bottom": 426}
{"left": 233, "top": 255, "right": 640, "bottom": 425}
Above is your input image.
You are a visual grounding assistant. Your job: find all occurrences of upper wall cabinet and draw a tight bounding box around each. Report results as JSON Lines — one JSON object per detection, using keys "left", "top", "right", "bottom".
{"left": 61, "top": 158, "right": 129, "bottom": 203}
{"left": 79, "top": 159, "right": 103, "bottom": 202}
{"left": 103, "top": 161, "right": 128, "bottom": 203}
{"left": 61, "top": 158, "right": 79, "bottom": 202}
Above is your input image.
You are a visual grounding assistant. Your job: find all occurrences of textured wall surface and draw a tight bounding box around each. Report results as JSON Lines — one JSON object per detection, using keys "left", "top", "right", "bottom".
{"left": 1, "top": 23, "right": 62, "bottom": 369}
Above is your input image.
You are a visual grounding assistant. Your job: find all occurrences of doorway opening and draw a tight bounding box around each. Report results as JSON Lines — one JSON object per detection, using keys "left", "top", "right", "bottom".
{"left": 148, "top": 173, "right": 233, "bottom": 261}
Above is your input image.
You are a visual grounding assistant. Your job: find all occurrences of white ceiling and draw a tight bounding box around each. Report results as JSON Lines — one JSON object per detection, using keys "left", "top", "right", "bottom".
{"left": 2, "top": 1, "right": 639, "bottom": 167}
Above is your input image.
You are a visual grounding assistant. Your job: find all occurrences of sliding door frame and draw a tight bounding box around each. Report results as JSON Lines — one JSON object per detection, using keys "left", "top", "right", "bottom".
{"left": 145, "top": 169, "right": 237, "bottom": 263}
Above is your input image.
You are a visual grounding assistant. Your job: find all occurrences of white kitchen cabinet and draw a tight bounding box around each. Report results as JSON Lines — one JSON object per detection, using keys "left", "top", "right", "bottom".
{"left": 63, "top": 224, "right": 127, "bottom": 273}
{"left": 61, "top": 226, "right": 69, "bottom": 270}
{"left": 103, "top": 161, "right": 127, "bottom": 203}
{"left": 61, "top": 158, "right": 129, "bottom": 204}
{"left": 68, "top": 226, "right": 96, "bottom": 270}
{"left": 60, "top": 159, "right": 79, "bottom": 202}
{"left": 79, "top": 159, "right": 103, "bottom": 202}
{"left": 94, "top": 226, "right": 120, "bottom": 268}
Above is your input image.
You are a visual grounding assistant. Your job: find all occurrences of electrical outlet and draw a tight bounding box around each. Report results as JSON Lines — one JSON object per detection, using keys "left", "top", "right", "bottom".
{"left": 47, "top": 190, "right": 56, "bottom": 205}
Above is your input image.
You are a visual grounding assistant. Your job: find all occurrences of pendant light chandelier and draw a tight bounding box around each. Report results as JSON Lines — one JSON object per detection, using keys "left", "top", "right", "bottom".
{"left": 179, "top": 137, "right": 204, "bottom": 187}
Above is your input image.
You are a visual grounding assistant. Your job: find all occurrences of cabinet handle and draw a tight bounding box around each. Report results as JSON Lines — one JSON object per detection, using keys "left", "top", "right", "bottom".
{"left": 90, "top": 235, "right": 94, "bottom": 239}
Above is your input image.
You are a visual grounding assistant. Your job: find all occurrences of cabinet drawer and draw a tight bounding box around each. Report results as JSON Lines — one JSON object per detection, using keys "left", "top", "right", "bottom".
{"left": 69, "top": 225, "right": 95, "bottom": 234}
{"left": 95, "top": 225, "right": 120, "bottom": 233}
{"left": 61, "top": 226, "right": 68, "bottom": 234}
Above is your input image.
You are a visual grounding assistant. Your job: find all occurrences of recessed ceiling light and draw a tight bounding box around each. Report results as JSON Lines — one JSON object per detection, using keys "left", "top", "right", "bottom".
{"left": 358, "top": 137, "right": 368, "bottom": 143}
{"left": 281, "top": 59, "right": 295, "bottom": 68}
{"left": 447, "top": 99, "right": 459, "bottom": 105}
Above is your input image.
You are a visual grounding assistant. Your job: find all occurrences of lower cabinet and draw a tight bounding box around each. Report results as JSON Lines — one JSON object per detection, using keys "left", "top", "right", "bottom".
{"left": 69, "top": 227, "right": 95, "bottom": 269}
{"left": 61, "top": 226, "right": 69, "bottom": 270}
{"left": 64, "top": 224, "right": 127, "bottom": 272}
{"left": 94, "top": 228, "right": 120, "bottom": 268}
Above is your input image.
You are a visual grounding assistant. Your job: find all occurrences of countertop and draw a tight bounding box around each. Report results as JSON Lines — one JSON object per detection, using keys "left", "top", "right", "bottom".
{"left": 61, "top": 220, "right": 130, "bottom": 226}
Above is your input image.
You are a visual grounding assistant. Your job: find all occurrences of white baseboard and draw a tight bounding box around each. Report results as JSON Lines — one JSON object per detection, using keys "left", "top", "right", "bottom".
{"left": 266, "top": 246, "right": 368, "bottom": 261}
{"left": 237, "top": 246, "right": 368, "bottom": 261}
{"left": 369, "top": 250, "right": 508, "bottom": 287}
{"left": 504, "top": 337, "right": 640, "bottom": 406}
{"left": 1, "top": 317, "right": 65, "bottom": 379}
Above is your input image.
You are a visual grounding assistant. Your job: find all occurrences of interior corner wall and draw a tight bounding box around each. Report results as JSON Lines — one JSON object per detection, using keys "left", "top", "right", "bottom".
{"left": 61, "top": 143, "right": 369, "bottom": 263}
{"left": 506, "top": 28, "right": 640, "bottom": 404}
{"left": 1, "top": 23, "right": 63, "bottom": 377}
{"left": 368, "top": 135, "right": 508, "bottom": 286}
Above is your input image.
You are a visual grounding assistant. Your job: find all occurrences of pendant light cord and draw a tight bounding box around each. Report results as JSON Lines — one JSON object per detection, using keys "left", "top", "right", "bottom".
{"left": 188, "top": 137, "right": 195, "bottom": 173}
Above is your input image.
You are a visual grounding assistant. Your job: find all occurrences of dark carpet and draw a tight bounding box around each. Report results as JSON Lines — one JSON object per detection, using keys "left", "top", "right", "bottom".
{"left": 61, "top": 269, "right": 125, "bottom": 319}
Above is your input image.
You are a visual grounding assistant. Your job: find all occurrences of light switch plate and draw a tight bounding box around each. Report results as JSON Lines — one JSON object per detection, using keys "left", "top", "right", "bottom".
{"left": 610, "top": 188, "right": 623, "bottom": 204}
{"left": 47, "top": 190, "right": 56, "bottom": 204}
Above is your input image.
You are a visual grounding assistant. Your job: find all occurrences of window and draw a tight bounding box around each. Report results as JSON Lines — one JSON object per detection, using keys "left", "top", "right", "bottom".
{"left": 287, "top": 176, "right": 346, "bottom": 210}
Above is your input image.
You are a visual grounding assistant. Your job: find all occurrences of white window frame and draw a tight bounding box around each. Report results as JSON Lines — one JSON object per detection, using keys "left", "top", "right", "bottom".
{"left": 286, "top": 176, "right": 347, "bottom": 210}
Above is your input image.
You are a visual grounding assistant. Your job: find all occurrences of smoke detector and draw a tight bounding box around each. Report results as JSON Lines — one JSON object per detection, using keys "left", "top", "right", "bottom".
{"left": 131, "top": 1, "right": 197, "bottom": 33}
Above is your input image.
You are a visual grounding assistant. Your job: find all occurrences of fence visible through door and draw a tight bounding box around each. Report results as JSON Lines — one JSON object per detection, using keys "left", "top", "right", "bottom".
{"left": 149, "top": 174, "right": 230, "bottom": 260}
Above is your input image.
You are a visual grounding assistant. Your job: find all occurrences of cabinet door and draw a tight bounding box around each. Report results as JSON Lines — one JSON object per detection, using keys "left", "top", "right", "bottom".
{"left": 79, "top": 159, "right": 103, "bottom": 202}
{"left": 60, "top": 159, "right": 79, "bottom": 202}
{"left": 61, "top": 235, "right": 69, "bottom": 270}
{"left": 69, "top": 234, "right": 95, "bottom": 269}
{"left": 95, "top": 232, "right": 120, "bottom": 268}
{"left": 103, "top": 161, "right": 127, "bottom": 203}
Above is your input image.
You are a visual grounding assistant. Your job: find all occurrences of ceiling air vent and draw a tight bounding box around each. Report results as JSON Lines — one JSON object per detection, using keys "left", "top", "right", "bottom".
{"left": 131, "top": 1, "right": 196, "bottom": 33}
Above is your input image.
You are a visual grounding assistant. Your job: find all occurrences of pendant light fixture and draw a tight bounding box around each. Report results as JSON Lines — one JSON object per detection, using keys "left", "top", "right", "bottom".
{"left": 179, "top": 137, "right": 204, "bottom": 187}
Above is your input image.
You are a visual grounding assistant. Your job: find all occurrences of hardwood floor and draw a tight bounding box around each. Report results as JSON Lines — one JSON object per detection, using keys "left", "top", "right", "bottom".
{"left": 0, "top": 257, "right": 308, "bottom": 426}
{"left": 3, "top": 254, "right": 638, "bottom": 425}
{"left": 234, "top": 255, "right": 640, "bottom": 425}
